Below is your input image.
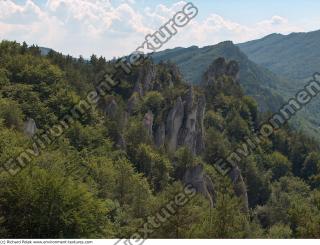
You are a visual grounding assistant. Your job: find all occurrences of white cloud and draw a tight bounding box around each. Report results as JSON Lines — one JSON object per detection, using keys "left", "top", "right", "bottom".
{"left": 0, "top": 0, "right": 306, "bottom": 59}
{"left": 168, "top": 14, "right": 303, "bottom": 49}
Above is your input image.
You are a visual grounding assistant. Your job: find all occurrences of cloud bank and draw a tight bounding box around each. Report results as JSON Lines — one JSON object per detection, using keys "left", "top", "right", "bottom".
{"left": 0, "top": 0, "right": 305, "bottom": 59}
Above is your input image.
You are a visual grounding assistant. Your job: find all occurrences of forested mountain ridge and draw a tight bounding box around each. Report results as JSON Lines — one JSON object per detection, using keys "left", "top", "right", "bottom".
{"left": 152, "top": 38, "right": 320, "bottom": 140}
{"left": 238, "top": 30, "right": 320, "bottom": 140}
{"left": 152, "top": 41, "right": 286, "bottom": 113}
{"left": 238, "top": 29, "right": 320, "bottom": 81}
{"left": 1, "top": 40, "right": 320, "bottom": 238}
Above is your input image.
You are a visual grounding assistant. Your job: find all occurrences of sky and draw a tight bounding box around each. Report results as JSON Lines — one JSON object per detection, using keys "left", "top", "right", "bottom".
{"left": 1, "top": 0, "right": 320, "bottom": 59}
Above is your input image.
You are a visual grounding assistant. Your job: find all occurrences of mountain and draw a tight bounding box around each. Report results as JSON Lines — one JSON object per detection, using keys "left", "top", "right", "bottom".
{"left": 152, "top": 41, "right": 286, "bottom": 112}
{"left": 152, "top": 39, "right": 320, "bottom": 139}
{"left": 238, "top": 30, "right": 320, "bottom": 81}
{"left": 39, "top": 47, "right": 52, "bottom": 56}
{"left": 238, "top": 30, "right": 320, "bottom": 138}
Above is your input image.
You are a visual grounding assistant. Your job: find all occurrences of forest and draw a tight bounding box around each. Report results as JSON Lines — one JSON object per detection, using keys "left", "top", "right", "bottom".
{"left": 0, "top": 40, "right": 320, "bottom": 239}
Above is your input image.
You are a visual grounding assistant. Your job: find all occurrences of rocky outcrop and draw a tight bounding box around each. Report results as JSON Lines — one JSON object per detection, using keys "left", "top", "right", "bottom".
{"left": 24, "top": 118, "right": 37, "bottom": 137}
{"left": 178, "top": 88, "right": 205, "bottom": 155}
{"left": 164, "top": 87, "right": 205, "bottom": 155}
{"left": 202, "top": 57, "right": 239, "bottom": 85}
{"left": 132, "top": 58, "right": 248, "bottom": 210}
{"left": 166, "top": 97, "right": 185, "bottom": 152}
{"left": 228, "top": 166, "right": 249, "bottom": 212}
{"left": 155, "top": 123, "right": 165, "bottom": 148}
{"left": 143, "top": 111, "right": 154, "bottom": 137}
{"left": 105, "top": 99, "right": 118, "bottom": 119}
{"left": 183, "top": 164, "right": 215, "bottom": 207}
{"left": 131, "top": 63, "right": 206, "bottom": 154}
{"left": 201, "top": 57, "right": 248, "bottom": 211}
{"left": 127, "top": 92, "right": 140, "bottom": 114}
{"left": 134, "top": 62, "right": 157, "bottom": 96}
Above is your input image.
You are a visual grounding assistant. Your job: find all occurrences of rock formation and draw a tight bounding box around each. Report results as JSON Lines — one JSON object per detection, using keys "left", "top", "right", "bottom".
{"left": 105, "top": 99, "right": 118, "bottom": 119}
{"left": 23, "top": 117, "right": 37, "bottom": 137}
{"left": 202, "top": 57, "right": 240, "bottom": 86}
{"left": 134, "top": 62, "right": 157, "bottom": 96}
{"left": 143, "top": 110, "right": 154, "bottom": 137}
{"left": 165, "top": 96, "right": 185, "bottom": 152}
{"left": 228, "top": 166, "right": 249, "bottom": 212}
{"left": 183, "top": 164, "right": 215, "bottom": 207}
{"left": 154, "top": 123, "right": 165, "bottom": 148}
{"left": 178, "top": 88, "right": 206, "bottom": 155}
{"left": 123, "top": 58, "right": 249, "bottom": 209}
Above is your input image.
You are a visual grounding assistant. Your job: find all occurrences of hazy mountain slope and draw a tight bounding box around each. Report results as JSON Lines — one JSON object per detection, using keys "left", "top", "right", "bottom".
{"left": 152, "top": 40, "right": 320, "bottom": 140}
{"left": 39, "top": 47, "right": 52, "bottom": 56}
{"left": 238, "top": 30, "right": 320, "bottom": 80}
{"left": 238, "top": 30, "right": 320, "bottom": 139}
{"left": 152, "top": 41, "right": 286, "bottom": 112}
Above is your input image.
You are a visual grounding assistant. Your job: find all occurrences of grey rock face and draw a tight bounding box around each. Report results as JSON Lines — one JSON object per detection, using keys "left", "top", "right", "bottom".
{"left": 228, "top": 166, "right": 249, "bottom": 212}
{"left": 127, "top": 92, "right": 140, "bottom": 114}
{"left": 116, "top": 134, "right": 126, "bottom": 149}
{"left": 178, "top": 89, "right": 206, "bottom": 155}
{"left": 163, "top": 88, "right": 205, "bottom": 155}
{"left": 155, "top": 123, "right": 165, "bottom": 148}
{"left": 183, "top": 164, "right": 215, "bottom": 207}
{"left": 143, "top": 111, "right": 154, "bottom": 137}
{"left": 24, "top": 118, "right": 37, "bottom": 137}
{"left": 133, "top": 81, "right": 143, "bottom": 97}
{"left": 165, "top": 97, "right": 185, "bottom": 152}
{"left": 105, "top": 99, "right": 118, "bottom": 119}
{"left": 130, "top": 59, "right": 248, "bottom": 210}
{"left": 135, "top": 62, "right": 157, "bottom": 96}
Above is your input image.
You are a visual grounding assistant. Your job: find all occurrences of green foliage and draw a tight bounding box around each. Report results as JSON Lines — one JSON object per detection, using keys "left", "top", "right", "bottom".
{"left": 242, "top": 96, "right": 258, "bottom": 123}
{"left": 242, "top": 156, "right": 271, "bottom": 207}
{"left": 0, "top": 68, "right": 10, "bottom": 86}
{"left": 1, "top": 40, "right": 320, "bottom": 238}
{"left": 150, "top": 182, "right": 209, "bottom": 238}
{"left": 65, "top": 122, "right": 108, "bottom": 151}
{"left": 226, "top": 112, "right": 250, "bottom": 142}
{"left": 0, "top": 164, "right": 113, "bottom": 238}
{"left": 268, "top": 223, "right": 292, "bottom": 238}
{"left": 173, "top": 147, "right": 197, "bottom": 179}
{"left": 204, "top": 128, "right": 230, "bottom": 165}
{"left": 204, "top": 110, "right": 224, "bottom": 131}
{"left": 134, "top": 144, "right": 172, "bottom": 191}
{"left": 112, "top": 158, "right": 151, "bottom": 217}
{"left": 0, "top": 98, "right": 24, "bottom": 130}
{"left": 201, "top": 178, "right": 250, "bottom": 238}
{"left": 267, "top": 152, "right": 292, "bottom": 180}
{"left": 142, "top": 91, "right": 164, "bottom": 114}
{"left": 302, "top": 152, "right": 320, "bottom": 180}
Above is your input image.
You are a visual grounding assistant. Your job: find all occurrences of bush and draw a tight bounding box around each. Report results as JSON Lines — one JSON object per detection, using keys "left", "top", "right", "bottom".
{"left": 0, "top": 98, "right": 24, "bottom": 130}
{"left": 268, "top": 223, "right": 292, "bottom": 238}
{"left": 142, "top": 91, "right": 164, "bottom": 114}
{"left": 267, "top": 152, "right": 292, "bottom": 180}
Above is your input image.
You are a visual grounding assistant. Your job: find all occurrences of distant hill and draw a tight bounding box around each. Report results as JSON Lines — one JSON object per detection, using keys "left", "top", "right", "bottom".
{"left": 238, "top": 30, "right": 320, "bottom": 81}
{"left": 152, "top": 40, "right": 320, "bottom": 139}
{"left": 39, "top": 47, "right": 52, "bottom": 56}
{"left": 238, "top": 30, "right": 320, "bottom": 139}
{"left": 152, "top": 41, "right": 286, "bottom": 112}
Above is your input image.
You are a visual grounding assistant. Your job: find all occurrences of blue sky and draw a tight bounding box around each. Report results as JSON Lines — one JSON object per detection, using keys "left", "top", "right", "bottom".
{"left": 1, "top": 0, "right": 319, "bottom": 59}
